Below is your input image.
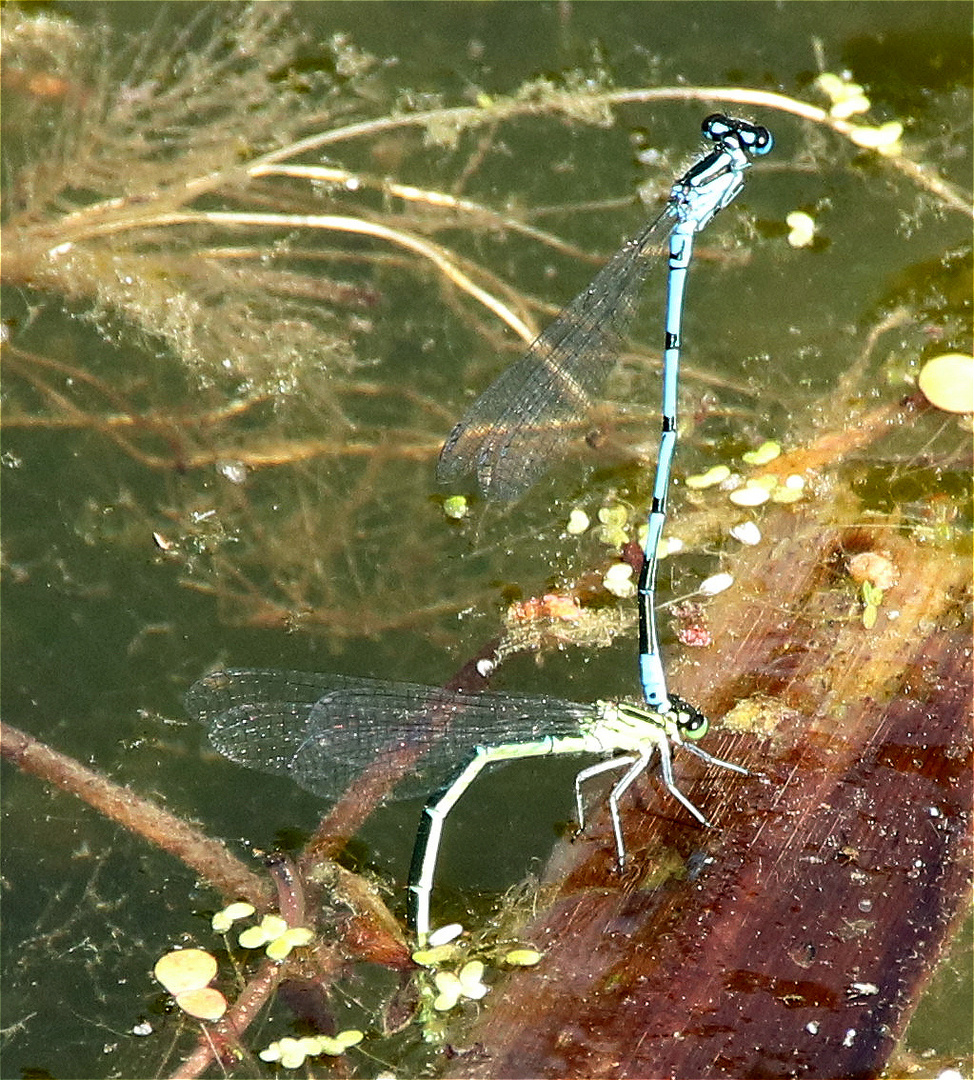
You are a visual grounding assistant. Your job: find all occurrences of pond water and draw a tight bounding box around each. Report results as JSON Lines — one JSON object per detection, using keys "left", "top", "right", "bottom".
{"left": 2, "top": 2, "right": 970, "bottom": 1076}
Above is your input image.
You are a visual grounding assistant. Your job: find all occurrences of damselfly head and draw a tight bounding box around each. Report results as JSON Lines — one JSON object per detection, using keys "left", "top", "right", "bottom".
{"left": 668, "top": 695, "right": 710, "bottom": 741}
{"left": 701, "top": 113, "right": 773, "bottom": 156}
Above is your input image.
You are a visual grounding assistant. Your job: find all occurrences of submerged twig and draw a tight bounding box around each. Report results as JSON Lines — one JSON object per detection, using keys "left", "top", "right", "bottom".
{"left": 0, "top": 720, "right": 272, "bottom": 907}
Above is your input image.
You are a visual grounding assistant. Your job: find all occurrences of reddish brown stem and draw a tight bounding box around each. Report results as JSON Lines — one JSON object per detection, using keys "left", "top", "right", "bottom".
{"left": 0, "top": 720, "right": 272, "bottom": 908}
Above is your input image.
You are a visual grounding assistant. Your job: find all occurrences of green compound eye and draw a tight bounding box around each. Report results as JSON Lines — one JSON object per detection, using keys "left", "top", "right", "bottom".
{"left": 669, "top": 695, "right": 710, "bottom": 741}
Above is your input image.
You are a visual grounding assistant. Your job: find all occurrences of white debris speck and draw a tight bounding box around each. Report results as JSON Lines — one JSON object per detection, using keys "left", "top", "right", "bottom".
{"left": 657, "top": 536, "right": 684, "bottom": 558}
{"left": 566, "top": 508, "right": 590, "bottom": 534}
{"left": 427, "top": 923, "right": 464, "bottom": 947}
{"left": 729, "top": 521, "right": 761, "bottom": 546}
{"left": 786, "top": 211, "right": 816, "bottom": 248}
{"left": 603, "top": 562, "right": 635, "bottom": 598}
{"left": 217, "top": 461, "right": 248, "bottom": 484}
{"left": 729, "top": 484, "right": 771, "bottom": 507}
{"left": 698, "top": 572, "right": 733, "bottom": 597}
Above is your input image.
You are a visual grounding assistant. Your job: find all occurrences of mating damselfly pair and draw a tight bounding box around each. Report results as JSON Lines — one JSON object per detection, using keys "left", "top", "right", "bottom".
{"left": 187, "top": 669, "right": 747, "bottom": 944}
{"left": 189, "top": 114, "right": 770, "bottom": 942}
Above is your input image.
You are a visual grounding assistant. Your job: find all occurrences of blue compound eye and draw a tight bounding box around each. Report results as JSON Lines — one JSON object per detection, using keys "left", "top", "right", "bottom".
{"left": 748, "top": 125, "right": 774, "bottom": 155}
{"left": 702, "top": 113, "right": 733, "bottom": 140}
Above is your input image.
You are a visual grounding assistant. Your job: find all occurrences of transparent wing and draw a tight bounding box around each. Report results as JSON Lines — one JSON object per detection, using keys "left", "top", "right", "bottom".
{"left": 438, "top": 210, "right": 672, "bottom": 501}
{"left": 186, "top": 669, "right": 594, "bottom": 802}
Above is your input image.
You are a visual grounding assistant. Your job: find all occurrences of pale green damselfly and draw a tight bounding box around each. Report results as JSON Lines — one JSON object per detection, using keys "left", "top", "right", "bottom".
{"left": 186, "top": 669, "right": 747, "bottom": 944}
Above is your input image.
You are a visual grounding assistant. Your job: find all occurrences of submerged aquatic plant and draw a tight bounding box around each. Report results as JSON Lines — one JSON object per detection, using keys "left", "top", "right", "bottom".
{"left": 2, "top": 4, "right": 392, "bottom": 387}
{"left": 4, "top": 2, "right": 968, "bottom": 645}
